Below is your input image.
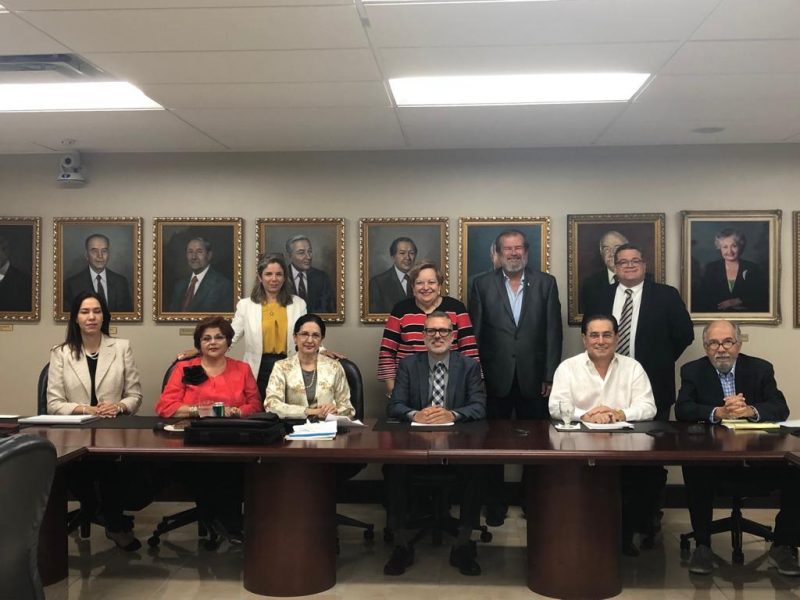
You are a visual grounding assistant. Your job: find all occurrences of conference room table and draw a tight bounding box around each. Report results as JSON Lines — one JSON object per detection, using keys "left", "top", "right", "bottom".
{"left": 26, "top": 418, "right": 800, "bottom": 600}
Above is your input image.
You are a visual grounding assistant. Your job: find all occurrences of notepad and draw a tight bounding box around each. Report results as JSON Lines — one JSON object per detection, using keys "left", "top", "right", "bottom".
{"left": 18, "top": 414, "right": 99, "bottom": 425}
{"left": 411, "top": 421, "right": 454, "bottom": 427}
{"left": 721, "top": 420, "right": 780, "bottom": 431}
{"left": 583, "top": 421, "right": 634, "bottom": 430}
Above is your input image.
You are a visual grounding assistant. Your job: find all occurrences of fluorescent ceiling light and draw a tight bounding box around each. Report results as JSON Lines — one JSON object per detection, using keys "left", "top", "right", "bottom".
{"left": 0, "top": 82, "right": 163, "bottom": 112}
{"left": 364, "top": 1, "right": 556, "bottom": 4}
{"left": 390, "top": 73, "right": 650, "bottom": 106}
{"left": 0, "top": 4, "right": 8, "bottom": 13}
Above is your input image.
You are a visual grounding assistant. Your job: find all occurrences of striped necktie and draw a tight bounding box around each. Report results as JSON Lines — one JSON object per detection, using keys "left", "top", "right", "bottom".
{"left": 617, "top": 288, "right": 634, "bottom": 356}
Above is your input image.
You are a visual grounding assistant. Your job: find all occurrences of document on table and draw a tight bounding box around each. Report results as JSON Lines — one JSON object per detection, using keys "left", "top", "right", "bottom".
{"left": 325, "top": 414, "right": 366, "bottom": 427}
{"left": 411, "top": 421, "right": 454, "bottom": 427}
{"left": 286, "top": 419, "right": 337, "bottom": 441}
{"left": 777, "top": 420, "right": 800, "bottom": 428}
{"left": 582, "top": 421, "right": 634, "bottom": 430}
{"left": 18, "top": 414, "right": 99, "bottom": 425}
{"left": 721, "top": 419, "right": 780, "bottom": 430}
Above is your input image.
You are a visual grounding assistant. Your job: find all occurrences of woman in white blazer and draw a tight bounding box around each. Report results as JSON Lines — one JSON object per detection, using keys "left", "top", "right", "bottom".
{"left": 46, "top": 291, "right": 146, "bottom": 552}
{"left": 231, "top": 253, "right": 306, "bottom": 397}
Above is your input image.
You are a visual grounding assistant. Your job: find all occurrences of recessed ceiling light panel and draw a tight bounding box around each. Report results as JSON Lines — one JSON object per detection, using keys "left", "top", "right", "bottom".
{"left": 0, "top": 81, "right": 163, "bottom": 112}
{"left": 390, "top": 73, "right": 650, "bottom": 107}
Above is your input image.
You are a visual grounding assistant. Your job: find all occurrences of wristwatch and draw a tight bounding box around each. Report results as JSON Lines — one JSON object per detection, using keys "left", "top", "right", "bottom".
{"left": 189, "top": 405, "right": 199, "bottom": 418}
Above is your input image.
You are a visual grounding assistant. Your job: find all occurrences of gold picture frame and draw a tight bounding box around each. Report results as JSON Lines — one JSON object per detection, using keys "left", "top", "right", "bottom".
{"left": 0, "top": 217, "right": 40, "bottom": 321}
{"left": 153, "top": 218, "right": 243, "bottom": 322}
{"left": 681, "top": 210, "right": 781, "bottom": 325}
{"left": 360, "top": 217, "right": 449, "bottom": 323}
{"left": 795, "top": 211, "right": 800, "bottom": 328}
{"left": 459, "top": 217, "right": 551, "bottom": 305}
{"left": 256, "top": 218, "right": 345, "bottom": 323}
{"left": 567, "top": 213, "right": 665, "bottom": 326}
{"left": 54, "top": 217, "right": 142, "bottom": 321}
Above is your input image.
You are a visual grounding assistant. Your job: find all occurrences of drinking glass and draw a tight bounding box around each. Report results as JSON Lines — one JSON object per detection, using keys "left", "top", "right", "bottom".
{"left": 559, "top": 399, "right": 575, "bottom": 428}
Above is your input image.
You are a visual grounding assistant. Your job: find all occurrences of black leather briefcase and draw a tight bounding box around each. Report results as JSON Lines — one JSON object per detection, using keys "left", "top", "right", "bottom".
{"left": 184, "top": 417, "right": 286, "bottom": 446}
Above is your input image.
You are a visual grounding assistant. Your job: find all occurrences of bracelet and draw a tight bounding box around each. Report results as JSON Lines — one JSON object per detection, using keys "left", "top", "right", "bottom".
{"left": 189, "top": 405, "right": 199, "bottom": 418}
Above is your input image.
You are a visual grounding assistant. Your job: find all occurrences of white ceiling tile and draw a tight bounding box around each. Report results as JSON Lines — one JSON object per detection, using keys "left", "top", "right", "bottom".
{"left": 366, "top": 0, "right": 718, "bottom": 47}
{"left": 620, "top": 97, "right": 800, "bottom": 123}
{"left": 663, "top": 41, "right": 800, "bottom": 75}
{"left": 173, "top": 107, "right": 406, "bottom": 150}
{"left": 84, "top": 50, "right": 381, "bottom": 84}
{"left": 17, "top": 6, "right": 368, "bottom": 52}
{"left": 0, "top": 12, "right": 69, "bottom": 54}
{"left": 141, "top": 82, "right": 390, "bottom": 109}
{"left": 598, "top": 117, "right": 800, "bottom": 146}
{"left": 0, "top": 111, "right": 225, "bottom": 152}
{"left": 379, "top": 43, "right": 678, "bottom": 78}
{"left": 397, "top": 104, "right": 626, "bottom": 149}
{"left": 639, "top": 74, "right": 800, "bottom": 100}
{"left": 693, "top": 0, "right": 800, "bottom": 40}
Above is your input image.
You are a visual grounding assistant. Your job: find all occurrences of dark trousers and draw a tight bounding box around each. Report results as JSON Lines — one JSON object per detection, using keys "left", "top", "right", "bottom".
{"left": 682, "top": 464, "right": 800, "bottom": 548}
{"left": 178, "top": 463, "right": 244, "bottom": 533}
{"left": 383, "top": 464, "right": 486, "bottom": 534}
{"left": 485, "top": 372, "right": 548, "bottom": 509}
{"left": 621, "top": 466, "right": 667, "bottom": 540}
{"left": 256, "top": 352, "right": 286, "bottom": 400}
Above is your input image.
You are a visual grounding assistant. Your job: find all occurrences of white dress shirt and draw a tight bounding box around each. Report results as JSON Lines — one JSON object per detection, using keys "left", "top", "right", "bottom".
{"left": 548, "top": 351, "right": 656, "bottom": 422}
{"left": 612, "top": 281, "right": 644, "bottom": 358}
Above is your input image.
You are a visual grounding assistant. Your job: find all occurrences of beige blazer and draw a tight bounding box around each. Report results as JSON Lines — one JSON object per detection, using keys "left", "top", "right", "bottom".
{"left": 231, "top": 295, "right": 307, "bottom": 379}
{"left": 265, "top": 353, "right": 354, "bottom": 419}
{"left": 47, "top": 335, "right": 142, "bottom": 415}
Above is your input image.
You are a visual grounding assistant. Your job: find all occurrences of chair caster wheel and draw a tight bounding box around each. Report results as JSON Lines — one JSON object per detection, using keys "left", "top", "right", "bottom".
{"left": 733, "top": 550, "right": 744, "bottom": 564}
{"left": 364, "top": 527, "right": 375, "bottom": 542}
{"left": 147, "top": 536, "right": 160, "bottom": 548}
{"left": 480, "top": 531, "right": 493, "bottom": 543}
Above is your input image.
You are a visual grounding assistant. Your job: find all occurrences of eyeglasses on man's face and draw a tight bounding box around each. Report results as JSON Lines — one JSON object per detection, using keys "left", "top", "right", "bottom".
{"left": 615, "top": 259, "right": 644, "bottom": 267}
{"left": 704, "top": 339, "right": 737, "bottom": 351}
{"left": 424, "top": 328, "right": 453, "bottom": 337}
{"left": 296, "top": 331, "right": 322, "bottom": 340}
{"left": 586, "top": 332, "right": 615, "bottom": 340}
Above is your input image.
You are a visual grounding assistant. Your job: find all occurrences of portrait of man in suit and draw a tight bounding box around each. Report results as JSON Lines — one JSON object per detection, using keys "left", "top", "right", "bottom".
{"left": 0, "top": 233, "right": 33, "bottom": 313}
{"left": 579, "top": 230, "right": 628, "bottom": 314}
{"left": 368, "top": 236, "right": 418, "bottom": 314}
{"left": 285, "top": 234, "right": 335, "bottom": 313}
{"left": 469, "top": 228, "right": 563, "bottom": 525}
{"left": 168, "top": 237, "right": 234, "bottom": 313}
{"left": 63, "top": 233, "right": 133, "bottom": 313}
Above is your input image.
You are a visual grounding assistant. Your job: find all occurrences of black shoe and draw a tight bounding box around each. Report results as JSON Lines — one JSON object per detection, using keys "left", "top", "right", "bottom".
{"left": 485, "top": 504, "right": 507, "bottom": 527}
{"left": 450, "top": 543, "right": 481, "bottom": 576}
{"left": 384, "top": 545, "right": 414, "bottom": 576}
{"left": 769, "top": 544, "right": 800, "bottom": 576}
{"left": 688, "top": 544, "right": 714, "bottom": 575}
{"left": 105, "top": 528, "right": 142, "bottom": 552}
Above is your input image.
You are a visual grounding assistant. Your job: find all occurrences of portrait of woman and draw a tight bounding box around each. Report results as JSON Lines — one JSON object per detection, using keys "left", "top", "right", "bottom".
{"left": 694, "top": 228, "right": 768, "bottom": 313}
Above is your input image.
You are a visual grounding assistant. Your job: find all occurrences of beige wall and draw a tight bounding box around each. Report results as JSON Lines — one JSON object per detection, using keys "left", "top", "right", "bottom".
{"left": 1, "top": 144, "right": 799, "bottom": 422}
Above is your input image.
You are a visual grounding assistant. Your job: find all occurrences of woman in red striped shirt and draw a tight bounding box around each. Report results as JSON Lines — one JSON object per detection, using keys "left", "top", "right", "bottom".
{"left": 378, "top": 262, "right": 480, "bottom": 396}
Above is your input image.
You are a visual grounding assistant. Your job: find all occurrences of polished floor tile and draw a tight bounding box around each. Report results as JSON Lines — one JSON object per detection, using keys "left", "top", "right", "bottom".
{"left": 43, "top": 505, "right": 800, "bottom": 599}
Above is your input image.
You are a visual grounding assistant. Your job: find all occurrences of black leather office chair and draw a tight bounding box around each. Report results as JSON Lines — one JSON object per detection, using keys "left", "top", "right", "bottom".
{"left": 38, "top": 362, "right": 102, "bottom": 539}
{"left": 0, "top": 434, "right": 57, "bottom": 600}
{"left": 336, "top": 358, "right": 375, "bottom": 543}
{"left": 679, "top": 483, "right": 774, "bottom": 564}
{"left": 148, "top": 358, "right": 220, "bottom": 550}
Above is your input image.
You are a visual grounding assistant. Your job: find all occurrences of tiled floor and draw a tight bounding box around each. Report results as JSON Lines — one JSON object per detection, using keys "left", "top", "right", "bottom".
{"left": 43, "top": 504, "right": 800, "bottom": 599}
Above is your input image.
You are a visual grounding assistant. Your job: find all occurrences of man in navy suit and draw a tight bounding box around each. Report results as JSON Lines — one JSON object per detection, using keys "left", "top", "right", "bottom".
{"left": 63, "top": 233, "right": 133, "bottom": 313}
{"left": 676, "top": 319, "right": 800, "bottom": 576}
{"left": 383, "top": 311, "right": 487, "bottom": 577}
{"left": 168, "top": 237, "right": 233, "bottom": 313}
{"left": 285, "top": 235, "right": 335, "bottom": 313}
{"left": 469, "top": 229, "right": 562, "bottom": 525}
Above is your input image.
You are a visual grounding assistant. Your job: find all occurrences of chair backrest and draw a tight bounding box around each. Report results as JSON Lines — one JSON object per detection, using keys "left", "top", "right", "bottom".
{"left": 162, "top": 360, "right": 180, "bottom": 392}
{"left": 339, "top": 358, "right": 364, "bottom": 420}
{"left": 0, "top": 434, "right": 57, "bottom": 600}
{"left": 37, "top": 363, "right": 49, "bottom": 415}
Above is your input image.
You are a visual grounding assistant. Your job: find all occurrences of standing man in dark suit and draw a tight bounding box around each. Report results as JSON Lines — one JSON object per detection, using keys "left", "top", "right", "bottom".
{"left": 369, "top": 236, "right": 416, "bottom": 313}
{"left": 676, "top": 319, "right": 800, "bottom": 576}
{"left": 383, "top": 311, "right": 487, "bottom": 577}
{"left": 0, "top": 234, "right": 32, "bottom": 312}
{"left": 285, "top": 235, "right": 334, "bottom": 313}
{"left": 168, "top": 237, "right": 233, "bottom": 313}
{"left": 63, "top": 233, "right": 133, "bottom": 313}
{"left": 469, "top": 228, "right": 563, "bottom": 525}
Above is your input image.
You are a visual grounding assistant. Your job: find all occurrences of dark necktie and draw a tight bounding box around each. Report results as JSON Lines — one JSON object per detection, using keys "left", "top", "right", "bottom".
{"left": 95, "top": 274, "right": 106, "bottom": 302}
{"left": 617, "top": 288, "right": 634, "bottom": 356}
{"left": 404, "top": 274, "right": 412, "bottom": 297}
{"left": 181, "top": 276, "right": 198, "bottom": 311}
{"left": 297, "top": 272, "right": 307, "bottom": 300}
{"left": 431, "top": 362, "right": 446, "bottom": 407}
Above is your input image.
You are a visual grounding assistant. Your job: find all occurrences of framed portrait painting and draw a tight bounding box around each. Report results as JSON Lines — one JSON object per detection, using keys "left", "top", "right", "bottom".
{"left": 0, "top": 217, "right": 40, "bottom": 321}
{"left": 153, "top": 218, "right": 243, "bottom": 322}
{"left": 360, "top": 217, "right": 449, "bottom": 323}
{"left": 567, "top": 213, "right": 665, "bottom": 326}
{"left": 54, "top": 217, "right": 142, "bottom": 321}
{"left": 681, "top": 210, "right": 780, "bottom": 325}
{"left": 459, "top": 217, "right": 550, "bottom": 305}
{"left": 256, "top": 218, "right": 344, "bottom": 323}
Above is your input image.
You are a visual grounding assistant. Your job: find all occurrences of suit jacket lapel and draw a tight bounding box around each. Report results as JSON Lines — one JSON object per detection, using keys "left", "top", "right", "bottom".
{"left": 416, "top": 355, "right": 430, "bottom": 410}
{"left": 493, "top": 270, "right": 515, "bottom": 325}
{"left": 94, "top": 336, "right": 113, "bottom": 388}
{"left": 445, "top": 354, "right": 461, "bottom": 409}
{"left": 69, "top": 351, "right": 92, "bottom": 399}
{"left": 703, "top": 358, "right": 725, "bottom": 400}
{"left": 517, "top": 270, "right": 533, "bottom": 329}
{"left": 634, "top": 280, "right": 652, "bottom": 345}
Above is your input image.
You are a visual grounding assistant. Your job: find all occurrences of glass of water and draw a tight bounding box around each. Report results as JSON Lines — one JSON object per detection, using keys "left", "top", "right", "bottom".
{"left": 559, "top": 399, "right": 575, "bottom": 428}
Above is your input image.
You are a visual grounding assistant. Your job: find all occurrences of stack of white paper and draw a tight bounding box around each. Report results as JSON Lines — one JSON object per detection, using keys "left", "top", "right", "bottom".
{"left": 286, "top": 419, "right": 338, "bottom": 441}
{"left": 325, "top": 414, "right": 366, "bottom": 427}
{"left": 18, "top": 414, "right": 99, "bottom": 425}
{"left": 582, "top": 421, "right": 634, "bottom": 430}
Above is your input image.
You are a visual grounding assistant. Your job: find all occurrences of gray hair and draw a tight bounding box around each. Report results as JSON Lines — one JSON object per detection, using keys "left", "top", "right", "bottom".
{"left": 702, "top": 320, "right": 742, "bottom": 344}
{"left": 285, "top": 235, "right": 311, "bottom": 255}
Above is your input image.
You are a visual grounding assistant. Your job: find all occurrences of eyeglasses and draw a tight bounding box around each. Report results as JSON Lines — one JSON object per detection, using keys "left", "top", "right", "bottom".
{"left": 704, "top": 339, "right": 738, "bottom": 350}
{"left": 615, "top": 259, "right": 644, "bottom": 267}
{"left": 200, "top": 334, "right": 227, "bottom": 343}
{"left": 586, "top": 332, "right": 615, "bottom": 340}
{"left": 424, "top": 328, "right": 453, "bottom": 337}
{"left": 296, "top": 331, "right": 322, "bottom": 340}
